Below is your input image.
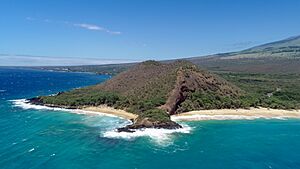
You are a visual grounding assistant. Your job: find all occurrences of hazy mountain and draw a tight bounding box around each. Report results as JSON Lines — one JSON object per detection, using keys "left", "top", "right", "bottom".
{"left": 30, "top": 35, "right": 300, "bottom": 74}
{"left": 187, "top": 36, "right": 300, "bottom": 73}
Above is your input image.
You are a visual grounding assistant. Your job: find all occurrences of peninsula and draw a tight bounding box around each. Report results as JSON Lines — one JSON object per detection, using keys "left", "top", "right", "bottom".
{"left": 29, "top": 60, "right": 244, "bottom": 131}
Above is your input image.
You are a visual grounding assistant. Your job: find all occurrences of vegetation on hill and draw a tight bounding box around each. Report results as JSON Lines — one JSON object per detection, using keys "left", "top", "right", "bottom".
{"left": 187, "top": 35, "right": 300, "bottom": 73}
{"left": 28, "top": 35, "right": 300, "bottom": 130}
{"left": 218, "top": 72, "right": 300, "bottom": 109}
{"left": 38, "top": 60, "right": 300, "bottom": 117}
{"left": 37, "top": 60, "right": 242, "bottom": 126}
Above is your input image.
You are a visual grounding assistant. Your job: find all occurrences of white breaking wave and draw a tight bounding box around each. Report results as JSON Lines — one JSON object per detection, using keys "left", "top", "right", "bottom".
{"left": 28, "top": 148, "right": 35, "bottom": 152}
{"left": 171, "top": 114, "right": 288, "bottom": 121}
{"left": 10, "top": 99, "right": 122, "bottom": 119}
{"left": 102, "top": 124, "right": 192, "bottom": 145}
{"left": 12, "top": 99, "right": 64, "bottom": 111}
{"left": 11, "top": 99, "right": 193, "bottom": 145}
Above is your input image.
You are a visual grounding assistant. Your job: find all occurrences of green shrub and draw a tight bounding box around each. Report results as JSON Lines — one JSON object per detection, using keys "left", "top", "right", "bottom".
{"left": 139, "top": 109, "right": 170, "bottom": 122}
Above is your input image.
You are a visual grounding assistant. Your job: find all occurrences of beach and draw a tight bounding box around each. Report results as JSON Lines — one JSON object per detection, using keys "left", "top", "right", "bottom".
{"left": 81, "top": 106, "right": 300, "bottom": 122}
{"left": 82, "top": 106, "right": 138, "bottom": 120}
{"left": 172, "top": 107, "right": 300, "bottom": 121}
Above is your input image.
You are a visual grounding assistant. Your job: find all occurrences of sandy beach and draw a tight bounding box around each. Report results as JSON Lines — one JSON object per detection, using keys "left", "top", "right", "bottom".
{"left": 172, "top": 108, "right": 300, "bottom": 121}
{"left": 82, "top": 105, "right": 300, "bottom": 122}
{"left": 82, "top": 106, "right": 138, "bottom": 120}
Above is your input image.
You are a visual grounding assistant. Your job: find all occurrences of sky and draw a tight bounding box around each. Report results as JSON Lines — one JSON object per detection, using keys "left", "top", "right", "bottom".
{"left": 1, "top": 0, "right": 300, "bottom": 66}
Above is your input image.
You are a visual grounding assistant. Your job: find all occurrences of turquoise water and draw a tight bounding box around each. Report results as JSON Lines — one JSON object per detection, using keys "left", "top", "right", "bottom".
{"left": 1, "top": 68, "right": 300, "bottom": 169}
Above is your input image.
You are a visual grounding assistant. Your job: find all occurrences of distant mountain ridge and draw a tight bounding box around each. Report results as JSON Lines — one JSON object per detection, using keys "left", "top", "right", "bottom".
{"left": 186, "top": 35, "right": 300, "bottom": 73}
{"left": 246, "top": 35, "right": 300, "bottom": 51}
{"left": 30, "top": 35, "right": 300, "bottom": 74}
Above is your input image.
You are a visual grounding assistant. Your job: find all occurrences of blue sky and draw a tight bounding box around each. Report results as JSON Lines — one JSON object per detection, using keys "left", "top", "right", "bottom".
{"left": 1, "top": 0, "right": 300, "bottom": 66}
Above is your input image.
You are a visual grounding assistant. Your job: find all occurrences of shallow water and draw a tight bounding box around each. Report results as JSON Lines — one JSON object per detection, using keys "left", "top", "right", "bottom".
{"left": 1, "top": 68, "right": 300, "bottom": 169}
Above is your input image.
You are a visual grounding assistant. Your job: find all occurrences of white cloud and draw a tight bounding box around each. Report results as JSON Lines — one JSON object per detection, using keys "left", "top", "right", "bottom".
{"left": 73, "top": 23, "right": 105, "bottom": 31}
{"left": 109, "top": 31, "right": 122, "bottom": 35}
{"left": 73, "top": 23, "right": 121, "bottom": 35}
{"left": 25, "top": 17, "right": 35, "bottom": 21}
{"left": 25, "top": 17, "right": 121, "bottom": 35}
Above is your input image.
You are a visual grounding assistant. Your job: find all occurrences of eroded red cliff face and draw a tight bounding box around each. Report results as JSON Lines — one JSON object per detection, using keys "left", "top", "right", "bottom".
{"left": 161, "top": 66, "right": 241, "bottom": 115}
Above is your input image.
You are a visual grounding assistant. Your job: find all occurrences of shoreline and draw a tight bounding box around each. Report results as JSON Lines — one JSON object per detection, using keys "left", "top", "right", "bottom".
{"left": 172, "top": 108, "right": 300, "bottom": 121}
{"left": 81, "top": 106, "right": 300, "bottom": 122}
{"left": 12, "top": 99, "right": 137, "bottom": 120}
{"left": 81, "top": 106, "right": 138, "bottom": 120}
{"left": 13, "top": 99, "right": 300, "bottom": 122}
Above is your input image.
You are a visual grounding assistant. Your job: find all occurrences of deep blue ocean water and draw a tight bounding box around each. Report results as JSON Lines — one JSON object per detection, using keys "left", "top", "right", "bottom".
{"left": 1, "top": 68, "right": 300, "bottom": 169}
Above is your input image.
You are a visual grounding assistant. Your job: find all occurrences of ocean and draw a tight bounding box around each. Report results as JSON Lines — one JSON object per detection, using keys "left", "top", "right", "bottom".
{"left": 1, "top": 68, "right": 300, "bottom": 169}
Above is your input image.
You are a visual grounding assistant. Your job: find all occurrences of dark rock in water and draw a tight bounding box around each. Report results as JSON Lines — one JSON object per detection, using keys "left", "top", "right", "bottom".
{"left": 28, "top": 97, "right": 78, "bottom": 109}
{"left": 117, "top": 127, "right": 135, "bottom": 133}
{"left": 117, "top": 118, "right": 182, "bottom": 132}
{"left": 56, "top": 91, "right": 64, "bottom": 96}
{"left": 27, "top": 97, "right": 43, "bottom": 105}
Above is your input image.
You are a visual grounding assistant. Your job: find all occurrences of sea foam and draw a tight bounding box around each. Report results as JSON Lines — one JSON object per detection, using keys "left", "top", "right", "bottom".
{"left": 10, "top": 99, "right": 122, "bottom": 119}
{"left": 102, "top": 124, "right": 192, "bottom": 145}
{"left": 11, "top": 99, "right": 192, "bottom": 145}
{"left": 28, "top": 148, "right": 35, "bottom": 152}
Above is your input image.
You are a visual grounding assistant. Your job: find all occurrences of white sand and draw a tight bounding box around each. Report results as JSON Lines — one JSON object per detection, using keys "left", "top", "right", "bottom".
{"left": 82, "top": 106, "right": 138, "bottom": 120}
{"left": 172, "top": 108, "right": 300, "bottom": 121}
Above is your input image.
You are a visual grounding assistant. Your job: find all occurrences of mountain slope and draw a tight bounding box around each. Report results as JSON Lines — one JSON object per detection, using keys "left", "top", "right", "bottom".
{"left": 92, "top": 60, "right": 241, "bottom": 114}
{"left": 247, "top": 35, "right": 300, "bottom": 52}
{"left": 31, "top": 35, "right": 300, "bottom": 74}
{"left": 31, "top": 60, "right": 242, "bottom": 130}
{"left": 187, "top": 35, "right": 300, "bottom": 73}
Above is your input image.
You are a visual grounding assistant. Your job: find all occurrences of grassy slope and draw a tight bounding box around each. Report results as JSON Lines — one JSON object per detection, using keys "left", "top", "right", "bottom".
{"left": 218, "top": 72, "right": 300, "bottom": 109}
{"left": 187, "top": 36, "right": 300, "bottom": 73}
{"left": 38, "top": 36, "right": 300, "bottom": 120}
{"left": 40, "top": 61, "right": 182, "bottom": 122}
{"left": 40, "top": 60, "right": 300, "bottom": 117}
{"left": 40, "top": 61, "right": 243, "bottom": 122}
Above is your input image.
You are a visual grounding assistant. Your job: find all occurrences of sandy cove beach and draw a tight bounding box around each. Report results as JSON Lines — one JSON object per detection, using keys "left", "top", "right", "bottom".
{"left": 172, "top": 108, "right": 300, "bottom": 121}
{"left": 82, "top": 106, "right": 138, "bottom": 120}
{"left": 81, "top": 106, "right": 300, "bottom": 121}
